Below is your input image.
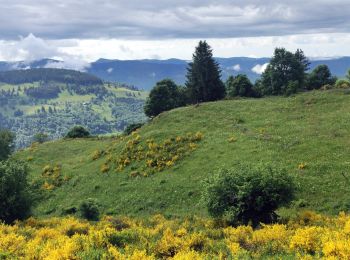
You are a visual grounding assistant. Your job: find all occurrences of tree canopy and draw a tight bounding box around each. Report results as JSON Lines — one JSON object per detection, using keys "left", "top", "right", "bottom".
{"left": 144, "top": 79, "right": 185, "bottom": 117}
{"left": 259, "top": 48, "right": 309, "bottom": 96}
{"left": 306, "top": 65, "right": 336, "bottom": 90}
{"left": 226, "top": 74, "right": 255, "bottom": 97}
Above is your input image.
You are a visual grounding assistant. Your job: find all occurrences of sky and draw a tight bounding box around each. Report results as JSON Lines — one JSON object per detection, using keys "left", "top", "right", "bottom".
{"left": 0, "top": 0, "right": 350, "bottom": 65}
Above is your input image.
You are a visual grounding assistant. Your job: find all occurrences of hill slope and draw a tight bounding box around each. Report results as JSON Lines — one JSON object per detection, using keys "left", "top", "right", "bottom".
{"left": 16, "top": 89, "right": 350, "bottom": 218}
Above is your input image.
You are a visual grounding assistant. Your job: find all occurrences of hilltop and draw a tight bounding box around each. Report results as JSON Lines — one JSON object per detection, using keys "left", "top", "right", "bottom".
{"left": 0, "top": 68, "right": 147, "bottom": 148}
{"left": 15, "top": 89, "right": 350, "bottom": 218}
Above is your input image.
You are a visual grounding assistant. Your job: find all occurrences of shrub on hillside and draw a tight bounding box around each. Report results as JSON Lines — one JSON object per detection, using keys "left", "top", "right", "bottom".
{"left": 335, "top": 79, "right": 350, "bottom": 89}
{"left": 65, "top": 126, "right": 90, "bottom": 139}
{"left": 79, "top": 198, "right": 99, "bottom": 221}
{"left": 0, "top": 160, "right": 32, "bottom": 223}
{"left": 124, "top": 123, "right": 144, "bottom": 135}
{"left": 202, "top": 164, "right": 295, "bottom": 226}
{"left": 33, "top": 132, "right": 49, "bottom": 144}
{"left": 0, "top": 129, "right": 15, "bottom": 161}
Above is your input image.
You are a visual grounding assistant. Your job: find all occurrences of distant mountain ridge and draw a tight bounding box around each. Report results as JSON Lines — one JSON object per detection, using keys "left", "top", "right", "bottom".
{"left": 1, "top": 57, "right": 350, "bottom": 90}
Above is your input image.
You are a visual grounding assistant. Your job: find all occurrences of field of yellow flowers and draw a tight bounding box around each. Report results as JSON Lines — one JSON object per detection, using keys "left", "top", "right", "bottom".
{"left": 1, "top": 211, "right": 350, "bottom": 259}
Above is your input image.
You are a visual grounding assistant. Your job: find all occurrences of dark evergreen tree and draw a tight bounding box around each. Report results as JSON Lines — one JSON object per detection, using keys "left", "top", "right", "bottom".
{"left": 295, "top": 49, "right": 310, "bottom": 72}
{"left": 185, "top": 41, "right": 225, "bottom": 103}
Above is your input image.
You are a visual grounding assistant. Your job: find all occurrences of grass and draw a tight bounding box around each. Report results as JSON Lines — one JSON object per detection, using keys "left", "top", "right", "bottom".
{"left": 15, "top": 89, "right": 350, "bottom": 218}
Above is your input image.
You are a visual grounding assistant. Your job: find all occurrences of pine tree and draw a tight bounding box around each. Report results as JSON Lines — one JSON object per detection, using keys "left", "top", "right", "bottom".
{"left": 295, "top": 49, "right": 310, "bottom": 72}
{"left": 185, "top": 41, "right": 225, "bottom": 103}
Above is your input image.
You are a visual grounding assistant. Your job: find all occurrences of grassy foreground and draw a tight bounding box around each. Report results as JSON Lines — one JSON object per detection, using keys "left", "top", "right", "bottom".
{"left": 15, "top": 89, "right": 350, "bottom": 218}
{"left": 1, "top": 211, "right": 350, "bottom": 259}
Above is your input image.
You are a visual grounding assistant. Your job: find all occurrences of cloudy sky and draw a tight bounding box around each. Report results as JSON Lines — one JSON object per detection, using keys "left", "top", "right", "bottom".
{"left": 1, "top": 0, "right": 350, "bottom": 64}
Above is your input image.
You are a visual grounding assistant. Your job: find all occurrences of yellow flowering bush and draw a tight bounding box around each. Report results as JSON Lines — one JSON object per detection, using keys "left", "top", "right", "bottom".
{"left": 40, "top": 163, "right": 70, "bottom": 190}
{"left": 1, "top": 211, "right": 350, "bottom": 259}
{"left": 100, "top": 132, "right": 204, "bottom": 176}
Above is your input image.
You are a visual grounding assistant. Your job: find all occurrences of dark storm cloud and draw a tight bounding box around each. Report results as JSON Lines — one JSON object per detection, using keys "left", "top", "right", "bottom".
{"left": 0, "top": 0, "right": 349, "bottom": 40}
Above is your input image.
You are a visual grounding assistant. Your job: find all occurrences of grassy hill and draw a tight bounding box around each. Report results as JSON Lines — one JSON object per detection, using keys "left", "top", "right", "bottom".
{"left": 0, "top": 68, "right": 147, "bottom": 148}
{"left": 15, "top": 89, "right": 350, "bottom": 218}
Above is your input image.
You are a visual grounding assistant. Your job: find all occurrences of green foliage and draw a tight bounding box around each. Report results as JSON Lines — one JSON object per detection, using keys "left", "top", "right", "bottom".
{"left": 124, "top": 123, "right": 145, "bottom": 135}
{"left": 306, "top": 65, "right": 336, "bottom": 90}
{"left": 225, "top": 74, "right": 255, "bottom": 97}
{"left": 25, "top": 84, "right": 61, "bottom": 99}
{"left": 0, "top": 160, "right": 32, "bottom": 223}
{"left": 185, "top": 41, "right": 225, "bottom": 103}
{"left": 79, "top": 198, "right": 99, "bottom": 221}
{"left": 65, "top": 126, "right": 91, "bottom": 139}
{"left": 144, "top": 79, "right": 184, "bottom": 117}
{"left": 335, "top": 79, "right": 350, "bottom": 89}
{"left": 0, "top": 129, "right": 15, "bottom": 161}
{"left": 33, "top": 132, "right": 49, "bottom": 144}
{"left": 260, "top": 48, "right": 308, "bottom": 96}
{"left": 202, "top": 165, "right": 295, "bottom": 226}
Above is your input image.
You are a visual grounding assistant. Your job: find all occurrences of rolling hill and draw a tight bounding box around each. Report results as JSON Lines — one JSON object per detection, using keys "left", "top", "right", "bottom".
{"left": 15, "top": 88, "right": 350, "bottom": 218}
{"left": 0, "top": 68, "right": 147, "bottom": 148}
{"left": 1, "top": 57, "right": 350, "bottom": 89}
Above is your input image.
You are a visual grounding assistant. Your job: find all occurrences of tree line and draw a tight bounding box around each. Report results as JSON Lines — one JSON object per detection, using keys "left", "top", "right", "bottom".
{"left": 144, "top": 41, "right": 350, "bottom": 117}
{"left": 0, "top": 68, "right": 103, "bottom": 86}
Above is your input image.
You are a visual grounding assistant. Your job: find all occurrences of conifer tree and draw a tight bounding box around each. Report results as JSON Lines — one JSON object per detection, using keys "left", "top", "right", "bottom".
{"left": 185, "top": 41, "right": 225, "bottom": 103}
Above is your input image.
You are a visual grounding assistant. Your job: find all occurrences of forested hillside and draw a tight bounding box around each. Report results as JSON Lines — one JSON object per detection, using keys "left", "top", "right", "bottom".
{"left": 0, "top": 69, "right": 147, "bottom": 148}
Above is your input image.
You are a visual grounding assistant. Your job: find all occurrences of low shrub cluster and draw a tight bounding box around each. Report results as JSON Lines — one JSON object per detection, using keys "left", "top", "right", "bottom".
{"left": 99, "top": 131, "right": 204, "bottom": 176}
{"left": 41, "top": 164, "right": 70, "bottom": 190}
{"left": 1, "top": 212, "right": 350, "bottom": 259}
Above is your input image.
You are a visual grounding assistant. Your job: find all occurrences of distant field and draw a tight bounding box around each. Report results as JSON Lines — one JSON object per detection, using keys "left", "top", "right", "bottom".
{"left": 15, "top": 89, "right": 350, "bottom": 218}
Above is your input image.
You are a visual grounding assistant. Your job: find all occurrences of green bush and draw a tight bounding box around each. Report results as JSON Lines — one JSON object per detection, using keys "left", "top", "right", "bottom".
{"left": 79, "top": 198, "right": 99, "bottom": 221}
{"left": 124, "top": 123, "right": 144, "bottom": 135}
{"left": 0, "top": 160, "right": 32, "bottom": 223}
{"left": 0, "top": 129, "right": 15, "bottom": 161}
{"left": 65, "top": 126, "right": 90, "bottom": 139}
{"left": 33, "top": 132, "right": 49, "bottom": 144}
{"left": 335, "top": 79, "right": 350, "bottom": 89}
{"left": 225, "top": 74, "right": 255, "bottom": 98}
{"left": 202, "top": 164, "right": 295, "bottom": 226}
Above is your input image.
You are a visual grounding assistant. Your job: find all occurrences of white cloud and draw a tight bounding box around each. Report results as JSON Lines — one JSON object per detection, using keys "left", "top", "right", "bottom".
{"left": 0, "top": 34, "right": 89, "bottom": 71}
{"left": 252, "top": 63, "right": 269, "bottom": 74}
{"left": 107, "top": 68, "right": 114, "bottom": 73}
{"left": 44, "top": 59, "right": 90, "bottom": 71}
{"left": 0, "top": 33, "right": 58, "bottom": 61}
{"left": 233, "top": 64, "right": 241, "bottom": 71}
{"left": 1, "top": 33, "right": 350, "bottom": 64}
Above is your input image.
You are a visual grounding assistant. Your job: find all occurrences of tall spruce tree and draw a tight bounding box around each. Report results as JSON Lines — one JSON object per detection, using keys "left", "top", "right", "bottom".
{"left": 185, "top": 41, "right": 225, "bottom": 103}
